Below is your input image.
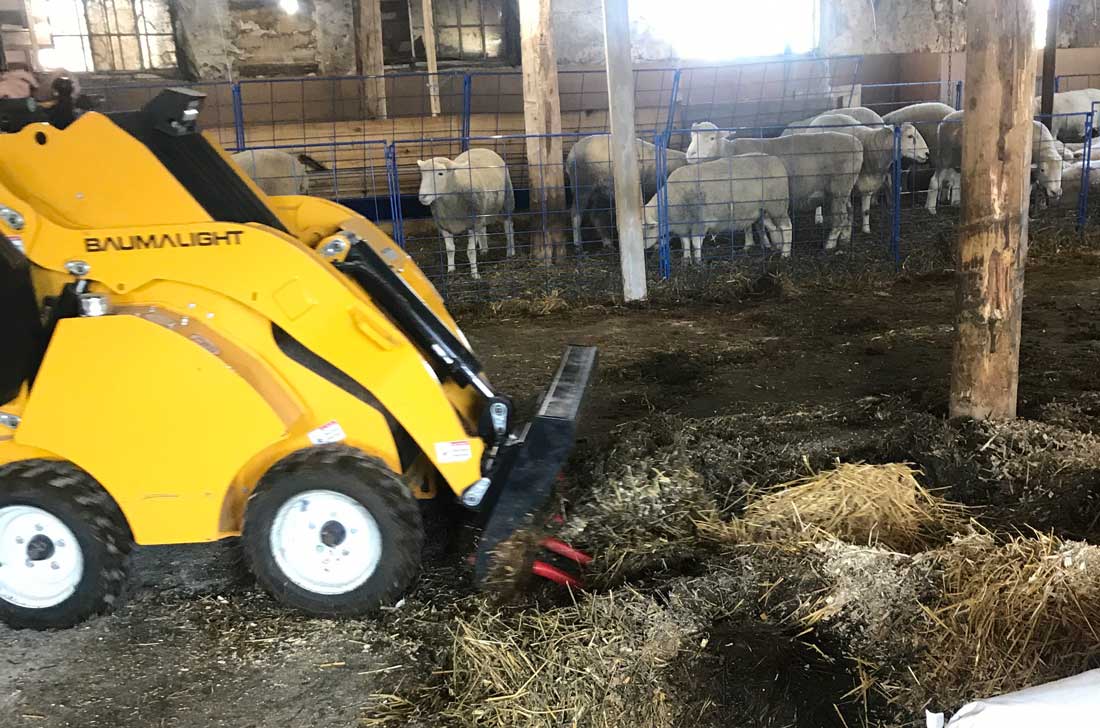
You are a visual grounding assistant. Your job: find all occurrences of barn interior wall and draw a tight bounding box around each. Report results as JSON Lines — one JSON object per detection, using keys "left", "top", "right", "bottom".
{"left": 819, "top": 0, "right": 1100, "bottom": 55}
{"left": 175, "top": 0, "right": 356, "bottom": 78}
{"left": 173, "top": 0, "right": 1100, "bottom": 81}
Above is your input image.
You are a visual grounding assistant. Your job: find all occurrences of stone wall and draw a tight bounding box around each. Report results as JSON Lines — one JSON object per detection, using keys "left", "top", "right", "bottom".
{"left": 819, "top": 0, "right": 1100, "bottom": 56}
{"left": 171, "top": 0, "right": 1100, "bottom": 80}
{"left": 175, "top": 0, "right": 355, "bottom": 79}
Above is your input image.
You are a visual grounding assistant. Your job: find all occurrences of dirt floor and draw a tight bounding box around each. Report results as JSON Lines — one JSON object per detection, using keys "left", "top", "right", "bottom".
{"left": 4, "top": 227, "right": 1100, "bottom": 727}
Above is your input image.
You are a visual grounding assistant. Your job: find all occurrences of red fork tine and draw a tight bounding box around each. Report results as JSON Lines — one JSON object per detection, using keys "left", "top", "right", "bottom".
{"left": 540, "top": 537, "right": 594, "bottom": 566}
{"left": 532, "top": 560, "right": 582, "bottom": 589}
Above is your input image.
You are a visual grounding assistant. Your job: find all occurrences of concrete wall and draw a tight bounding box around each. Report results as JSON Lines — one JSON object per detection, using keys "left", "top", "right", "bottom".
{"left": 820, "top": 0, "right": 1100, "bottom": 56}
{"left": 551, "top": 0, "right": 675, "bottom": 66}
{"left": 170, "top": 0, "right": 1100, "bottom": 82}
{"left": 175, "top": 0, "right": 355, "bottom": 79}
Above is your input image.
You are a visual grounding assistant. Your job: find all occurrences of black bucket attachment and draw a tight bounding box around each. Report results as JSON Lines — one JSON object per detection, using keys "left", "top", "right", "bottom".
{"left": 473, "top": 344, "right": 597, "bottom": 587}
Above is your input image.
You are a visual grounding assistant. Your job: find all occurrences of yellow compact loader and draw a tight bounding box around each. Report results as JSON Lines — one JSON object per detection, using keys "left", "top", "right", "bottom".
{"left": 0, "top": 86, "right": 596, "bottom": 629}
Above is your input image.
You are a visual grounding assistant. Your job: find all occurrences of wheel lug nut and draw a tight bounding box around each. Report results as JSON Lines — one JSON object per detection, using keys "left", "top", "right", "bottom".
{"left": 51, "top": 562, "right": 59, "bottom": 570}
{"left": 15, "top": 537, "right": 24, "bottom": 545}
{"left": 34, "top": 524, "right": 43, "bottom": 532}
{"left": 342, "top": 550, "right": 349, "bottom": 556}
{"left": 315, "top": 545, "right": 324, "bottom": 553}
{"left": 56, "top": 540, "right": 65, "bottom": 547}
{"left": 25, "top": 560, "right": 33, "bottom": 568}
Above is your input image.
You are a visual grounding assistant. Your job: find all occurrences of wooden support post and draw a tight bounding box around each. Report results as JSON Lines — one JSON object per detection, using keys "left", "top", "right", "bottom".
{"left": 602, "top": 0, "right": 646, "bottom": 302}
{"left": 357, "top": 0, "right": 387, "bottom": 119}
{"left": 949, "top": 0, "right": 1036, "bottom": 420}
{"left": 420, "top": 0, "right": 441, "bottom": 116}
{"left": 1039, "top": 0, "right": 1060, "bottom": 126}
{"left": 518, "top": 0, "right": 565, "bottom": 261}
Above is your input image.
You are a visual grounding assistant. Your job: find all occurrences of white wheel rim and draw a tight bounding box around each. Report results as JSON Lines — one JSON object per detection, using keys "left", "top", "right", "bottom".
{"left": 0, "top": 505, "right": 84, "bottom": 609}
{"left": 269, "top": 490, "right": 383, "bottom": 596}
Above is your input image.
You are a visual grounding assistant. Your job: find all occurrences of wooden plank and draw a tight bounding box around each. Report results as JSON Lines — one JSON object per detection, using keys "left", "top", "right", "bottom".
{"left": 601, "top": 0, "right": 646, "bottom": 302}
{"left": 356, "top": 0, "right": 388, "bottom": 119}
{"left": 1039, "top": 0, "right": 1060, "bottom": 127}
{"left": 518, "top": 0, "right": 566, "bottom": 261}
{"left": 20, "top": 0, "right": 40, "bottom": 70}
{"left": 949, "top": 0, "right": 1037, "bottom": 420}
{"left": 211, "top": 107, "right": 669, "bottom": 200}
{"left": 420, "top": 0, "right": 441, "bottom": 116}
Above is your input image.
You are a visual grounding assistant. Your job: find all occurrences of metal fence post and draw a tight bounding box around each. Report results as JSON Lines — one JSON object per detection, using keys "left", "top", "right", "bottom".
{"left": 954, "top": 80, "right": 963, "bottom": 110}
{"left": 663, "top": 69, "right": 681, "bottom": 143}
{"left": 891, "top": 125, "right": 902, "bottom": 267}
{"left": 231, "top": 82, "right": 246, "bottom": 152}
{"left": 385, "top": 143, "right": 405, "bottom": 248}
{"left": 1080, "top": 108, "right": 1096, "bottom": 231}
{"left": 1055, "top": 75, "right": 1061, "bottom": 92}
{"left": 655, "top": 133, "right": 671, "bottom": 280}
{"left": 461, "top": 73, "right": 472, "bottom": 152}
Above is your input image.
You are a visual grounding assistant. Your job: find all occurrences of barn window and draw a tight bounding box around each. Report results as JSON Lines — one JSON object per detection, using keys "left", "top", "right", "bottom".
{"left": 630, "top": 0, "right": 819, "bottom": 61}
{"left": 382, "top": 0, "right": 516, "bottom": 65}
{"left": 31, "top": 0, "right": 178, "bottom": 72}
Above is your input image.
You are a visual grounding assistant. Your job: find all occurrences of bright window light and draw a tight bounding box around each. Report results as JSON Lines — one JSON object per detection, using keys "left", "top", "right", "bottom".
{"left": 631, "top": 0, "right": 818, "bottom": 61}
{"left": 1035, "top": 0, "right": 1049, "bottom": 47}
{"left": 279, "top": 0, "right": 299, "bottom": 14}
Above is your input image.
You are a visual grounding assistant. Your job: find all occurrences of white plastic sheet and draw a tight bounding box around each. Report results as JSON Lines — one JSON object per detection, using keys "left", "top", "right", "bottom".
{"left": 925, "top": 669, "right": 1100, "bottom": 728}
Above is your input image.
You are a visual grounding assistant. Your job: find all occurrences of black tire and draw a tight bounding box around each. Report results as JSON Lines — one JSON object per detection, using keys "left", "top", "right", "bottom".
{"left": 242, "top": 446, "right": 424, "bottom": 617}
{"left": 0, "top": 460, "right": 131, "bottom": 630}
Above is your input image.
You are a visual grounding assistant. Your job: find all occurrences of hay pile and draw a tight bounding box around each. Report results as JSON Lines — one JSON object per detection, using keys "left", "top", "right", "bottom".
{"left": 443, "top": 592, "right": 698, "bottom": 728}
{"left": 709, "top": 463, "right": 968, "bottom": 552}
{"left": 909, "top": 533, "right": 1100, "bottom": 713}
{"left": 562, "top": 418, "right": 719, "bottom": 581}
{"left": 365, "top": 405, "right": 1100, "bottom": 728}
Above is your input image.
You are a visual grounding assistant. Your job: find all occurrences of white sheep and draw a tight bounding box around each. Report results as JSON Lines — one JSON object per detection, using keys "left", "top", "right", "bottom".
{"left": 881, "top": 102, "right": 956, "bottom": 163}
{"left": 417, "top": 148, "right": 515, "bottom": 280}
{"left": 687, "top": 122, "right": 864, "bottom": 250}
{"left": 781, "top": 106, "right": 884, "bottom": 136}
{"left": 232, "top": 149, "right": 322, "bottom": 196}
{"left": 803, "top": 113, "right": 930, "bottom": 234}
{"left": 566, "top": 135, "right": 688, "bottom": 250}
{"left": 1064, "top": 141, "right": 1089, "bottom": 160}
{"left": 642, "top": 153, "right": 793, "bottom": 261}
{"left": 1032, "top": 89, "right": 1100, "bottom": 141}
{"left": 929, "top": 112, "right": 1064, "bottom": 214}
{"left": 1059, "top": 159, "right": 1100, "bottom": 202}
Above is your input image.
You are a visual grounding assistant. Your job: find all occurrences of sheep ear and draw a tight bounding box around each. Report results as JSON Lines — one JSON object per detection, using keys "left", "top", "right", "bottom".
{"left": 416, "top": 159, "right": 427, "bottom": 170}
{"left": 691, "top": 122, "right": 703, "bottom": 131}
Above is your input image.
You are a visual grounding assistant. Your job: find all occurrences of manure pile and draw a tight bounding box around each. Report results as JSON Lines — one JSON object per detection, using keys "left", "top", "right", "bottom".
{"left": 368, "top": 396, "right": 1100, "bottom": 727}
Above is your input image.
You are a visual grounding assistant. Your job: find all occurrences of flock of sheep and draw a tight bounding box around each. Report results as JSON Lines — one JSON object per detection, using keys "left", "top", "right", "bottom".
{"left": 231, "top": 88, "right": 1100, "bottom": 279}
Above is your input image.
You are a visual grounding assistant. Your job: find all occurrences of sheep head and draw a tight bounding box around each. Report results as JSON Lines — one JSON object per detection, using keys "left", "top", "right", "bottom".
{"left": 900, "top": 122, "right": 930, "bottom": 164}
{"left": 687, "top": 121, "right": 723, "bottom": 163}
{"left": 416, "top": 157, "right": 456, "bottom": 205}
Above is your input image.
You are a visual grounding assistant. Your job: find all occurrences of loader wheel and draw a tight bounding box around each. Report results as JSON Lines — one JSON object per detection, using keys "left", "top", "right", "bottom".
{"left": 243, "top": 447, "right": 424, "bottom": 617}
{"left": 0, "top": 460, "right": 131, "bottom": 630}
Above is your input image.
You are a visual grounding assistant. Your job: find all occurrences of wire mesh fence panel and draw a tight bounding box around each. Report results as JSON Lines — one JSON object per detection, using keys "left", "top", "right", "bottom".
{"left": 1035, "top": 112, "right": 1092, "bottom": 231}
{"left": 81, "top": 79, "right": 238, "bottom": 148}
{"left": 463, "top": 67, "right": 680, "bottom": 139}
{"left": 669, "top": 56, "right": 864, "bottom": 150}
{"left": 392, "top": 131, "right": 625, "bottom": 304}
{"left": 236, "top": 72, "right": 467, "bottom": 149}
{"left": 896, "top": 112, "right": 1092, "bottom": 265}
{"left": 1055, "top": 74, "right": 1100, "bottom": 93}
{"left": 859, "top": 80, "right": 954, "bottom": 117}
{"left": 659, "top": 119, "right": 898, "bottom": 274}
{"left": 229, "top": 140, "right": 394, "bottom": 223}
